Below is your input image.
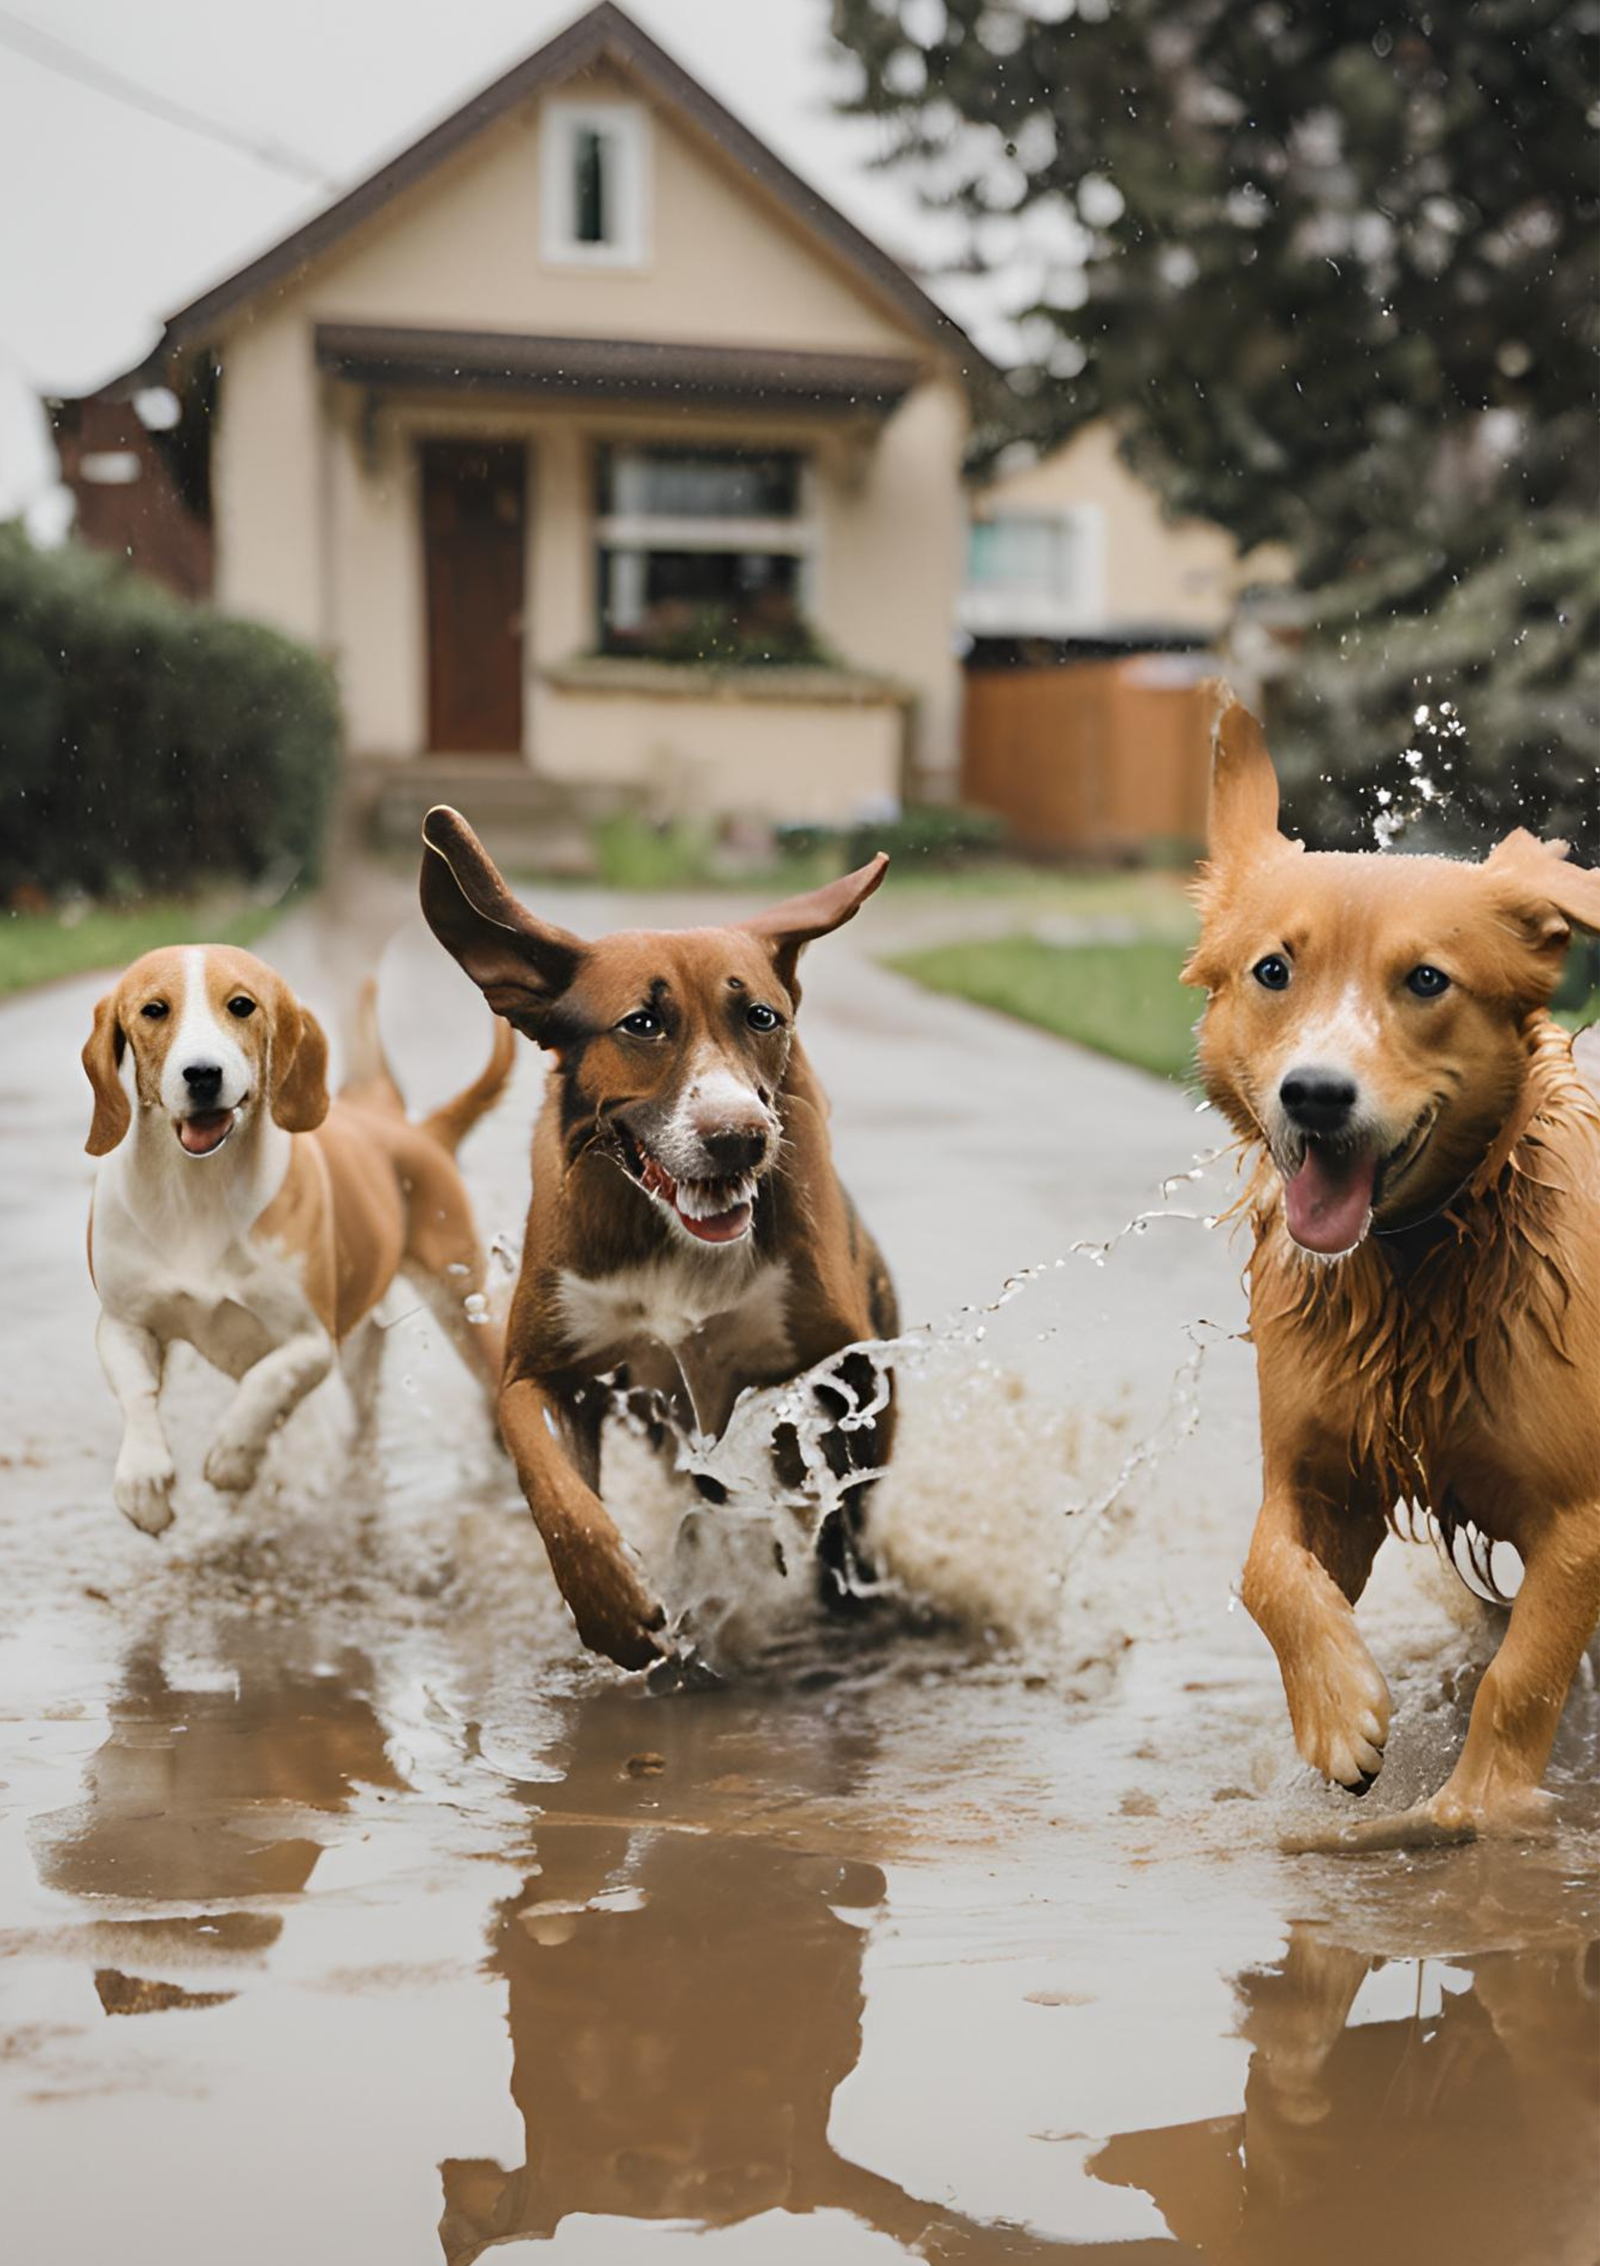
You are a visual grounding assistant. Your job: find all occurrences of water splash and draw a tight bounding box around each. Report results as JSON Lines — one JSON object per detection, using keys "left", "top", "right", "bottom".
{"left": 596, "top": 1176, "right": 1246, "bottom": 1678}
{"left": 1370, "top": 699, "right": 1467, "bottom": 849}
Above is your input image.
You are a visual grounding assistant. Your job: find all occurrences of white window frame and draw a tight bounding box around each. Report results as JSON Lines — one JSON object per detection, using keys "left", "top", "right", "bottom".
{"left": 595, "top": 447, "right": 819, "bottom": 641}
{"left": 541, "top": 99, "right": 650, "bottom": 269}
{"left": 961, "top": 505, "right": 1106, "bottom": 636}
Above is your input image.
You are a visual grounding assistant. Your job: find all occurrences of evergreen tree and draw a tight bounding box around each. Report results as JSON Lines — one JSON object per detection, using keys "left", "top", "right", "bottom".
{"left": 831, "top": 0, "right": 1599, "bottom": 854}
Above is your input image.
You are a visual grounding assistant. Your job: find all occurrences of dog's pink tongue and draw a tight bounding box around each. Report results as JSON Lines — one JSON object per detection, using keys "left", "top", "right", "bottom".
{"left": 1283, "top": 1145, "right": 1378, "bottom": 1255}
{"left": 178, "top": 1109, "right": 233, "bottom": 1156}
{"left": 676, "top": 1201, "right": 753, "bottom": 1246}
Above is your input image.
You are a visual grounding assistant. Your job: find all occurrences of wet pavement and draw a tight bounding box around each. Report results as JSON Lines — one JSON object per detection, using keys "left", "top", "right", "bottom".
{"left": 1, "top": 868, "right": 1595, "bottom": 2263}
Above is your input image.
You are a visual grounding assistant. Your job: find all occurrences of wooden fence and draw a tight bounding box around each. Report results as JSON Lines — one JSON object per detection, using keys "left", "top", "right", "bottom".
{"left": 961, "top": 656, "right": 1213, "bottom": 858}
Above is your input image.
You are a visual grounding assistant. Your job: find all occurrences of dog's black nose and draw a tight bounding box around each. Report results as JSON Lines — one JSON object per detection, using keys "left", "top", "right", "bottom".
{"left": 699, "top": 1124, "right": 768, "bottom": 1175}
{"left": 182, "top": 1062, "right": 224, "bottom": 1099}
{"left": 1279, "top": 1067, "right": 1358, "bottom": 1135}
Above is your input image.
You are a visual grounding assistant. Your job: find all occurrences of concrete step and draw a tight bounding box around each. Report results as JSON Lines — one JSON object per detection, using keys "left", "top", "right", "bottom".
{"left": 343, "top": 756, "right": 637, "bottom": 873}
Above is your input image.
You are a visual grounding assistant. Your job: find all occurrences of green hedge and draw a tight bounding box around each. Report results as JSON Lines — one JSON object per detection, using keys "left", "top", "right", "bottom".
{"left": 0, "top": 525, "right": 341, "bottom": 902}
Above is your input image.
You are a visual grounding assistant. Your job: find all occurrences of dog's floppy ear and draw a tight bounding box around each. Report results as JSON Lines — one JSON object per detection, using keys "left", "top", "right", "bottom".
{"left": 420, "top": 806, "right": 585, "bottom": 1042}
{"left": 82, "top": 988, "right": 132, "bottom": 1156}
{"left": 1485, "top": 828, "right": 1600, "bottom": 973}
{"left": 269, "top": 989, "right": 331, "bottom": 1132}
{"left": 741, "top": 853, "right": 889, "bottom": 1003}
{"left": 1205, "top": 686, "right": 1283, "bottom": 868}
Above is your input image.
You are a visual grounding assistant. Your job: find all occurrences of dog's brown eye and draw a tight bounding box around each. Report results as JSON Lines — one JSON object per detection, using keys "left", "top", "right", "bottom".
{"left": 227, "top": 996, "right": 256, "bottom": 1019}
{"left": 1406, "top": 964, "right": 1451, "bottom": 999}
{"left": 746, "top": 1003, "right": 780, "bottom": 1032}
{"left": 1252, "top": 955, "right": 1291, "bottom": 991}
{"left": 618, "top": 1009, "right": 662, "bottom": 1039}
{"left": 140, "top": 1001, "right": 169, "bottom": 1021}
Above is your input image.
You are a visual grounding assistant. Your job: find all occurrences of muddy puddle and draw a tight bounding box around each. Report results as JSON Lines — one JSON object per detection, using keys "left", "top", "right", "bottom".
{"left": 2, "top": 902, "right": 1597, "bottom": 2263}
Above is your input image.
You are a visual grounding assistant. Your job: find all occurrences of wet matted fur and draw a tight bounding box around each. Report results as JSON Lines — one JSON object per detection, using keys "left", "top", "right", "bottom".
{"left": 1186, "top": 692, "right": 1600, "bottom": 1847}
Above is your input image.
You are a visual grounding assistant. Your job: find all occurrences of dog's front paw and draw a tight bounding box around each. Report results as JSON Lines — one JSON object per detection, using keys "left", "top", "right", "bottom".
{"left": 204, "top": 1432, "right": 265, "bottom": 1496}
{"left": 1283, "top": 1615, "right": 1393, "bottom": 1793}
{"left": 563, "top": 1552, "right": 668, "bottom": 1672}
{"left": 114, "top": 1440, "right": 176, "bottom": 1536}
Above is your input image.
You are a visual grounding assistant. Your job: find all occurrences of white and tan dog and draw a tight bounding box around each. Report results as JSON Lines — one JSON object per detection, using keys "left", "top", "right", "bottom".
{"left": 82, "top": 944, "right": 512, "bottom": 1532}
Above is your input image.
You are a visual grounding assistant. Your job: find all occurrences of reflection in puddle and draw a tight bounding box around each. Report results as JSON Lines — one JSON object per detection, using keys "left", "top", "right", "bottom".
{"left": 439, "top": 1835, "right": 903, "bottom": 2254}
{"left": 1092, "top": 1922, "right": 1600, "bottom": 2266}
{"left": 93, "top": 1968, "right": 237, "bottom": 2017}
{"left": 440, "top": 1685, "right": 1085, "bottom": 2262}
{"left": 29, "top": 1633, "right": 402, "bottom": 1932}
{"left": 6, "top": 1617, "right": 1598, "bottom": 2265}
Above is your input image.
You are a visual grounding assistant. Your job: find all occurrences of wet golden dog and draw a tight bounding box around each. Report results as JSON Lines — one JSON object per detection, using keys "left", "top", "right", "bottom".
{"left": 1187, "top": 695, "right": 1600, "bottom": 1844}
{"left": 83, "top": 944, "right": 511, "bottom": 1531}
{"left": 419, "top": 809, "right": 898, "bottom": 1672}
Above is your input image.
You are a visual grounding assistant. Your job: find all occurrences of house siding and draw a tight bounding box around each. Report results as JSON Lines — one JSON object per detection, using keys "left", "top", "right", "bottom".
{"left": 275, "top": 68, "right": 917, "bottom": 355}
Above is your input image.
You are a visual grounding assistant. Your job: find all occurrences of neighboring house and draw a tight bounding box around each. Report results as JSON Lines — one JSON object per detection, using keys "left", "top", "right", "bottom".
{"left": 955, "top": 422, "right": 1293, "bottom": 860}
{"left": 51, "top": 3, "right": 981, "bottom": 829}
{"left": 962, "top": 421, "right": 1277, "bottom": 649}
{"left": 49, "top": 393, "right": 213, "bottom": 602}
{"left": 957, "top": 425, "right": 1293, "bottom": 860}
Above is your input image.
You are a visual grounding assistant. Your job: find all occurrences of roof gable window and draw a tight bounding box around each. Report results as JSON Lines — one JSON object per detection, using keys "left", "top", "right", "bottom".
{"left": 541, "top": 98, "right": 649, "bottom": 267}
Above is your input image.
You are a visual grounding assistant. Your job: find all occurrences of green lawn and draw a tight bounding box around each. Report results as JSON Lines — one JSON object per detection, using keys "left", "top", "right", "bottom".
{"left": 890, "top": 933, "right": 1200, "bottom": 1083}
{"left": 578, "top": 812, "right": 1202, "bottom": 914}
{"left": 891, "top": 939, "right": 1597, "bottom": 1086}
{"left": 0, "top": 894, "right": 285, "bottom": 998}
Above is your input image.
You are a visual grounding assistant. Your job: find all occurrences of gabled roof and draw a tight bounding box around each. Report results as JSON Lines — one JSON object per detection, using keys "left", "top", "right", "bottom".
{"left": 145, "top": 1, "right": 979, "bottom": 375}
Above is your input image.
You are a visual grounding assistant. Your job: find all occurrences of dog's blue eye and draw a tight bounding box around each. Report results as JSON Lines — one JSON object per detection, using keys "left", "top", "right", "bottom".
{"left": 746, "top": 1003, "right": 780, "bottom": 1032}
{"left": 618, "top": 1010, "right": 661, "bottom": 1038}
{"left": 1406, "top": 964, "right": 1451, "bottom": 998}
{"left": 1252, "top": 955, "right": 1292, "bottom": 991}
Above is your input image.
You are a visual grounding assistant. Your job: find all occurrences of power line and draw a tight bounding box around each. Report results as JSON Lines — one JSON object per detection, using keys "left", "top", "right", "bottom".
{"left": 0, "top": 6, "right": 337, "bottom": 190}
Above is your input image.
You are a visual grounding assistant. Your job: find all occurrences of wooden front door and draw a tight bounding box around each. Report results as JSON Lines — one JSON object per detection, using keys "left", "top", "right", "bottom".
{"left": 421, "top": 440, "right": 527, "bottom": 754}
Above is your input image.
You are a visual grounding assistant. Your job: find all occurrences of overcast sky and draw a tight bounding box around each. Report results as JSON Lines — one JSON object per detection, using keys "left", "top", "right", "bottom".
{"left": 0, "top": 0, "right": 977, "bottom": 515}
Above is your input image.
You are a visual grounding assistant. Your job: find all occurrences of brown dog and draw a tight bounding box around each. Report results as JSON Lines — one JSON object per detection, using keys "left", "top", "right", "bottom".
{"left": 1187, "top": 696, "right": 1600, "bottom": 1843}
{"left": 419, "top": 809, "right": 899, "bottom": 1671}
{"left": 84, "top": 944, "right": 511, "bottom": 1531}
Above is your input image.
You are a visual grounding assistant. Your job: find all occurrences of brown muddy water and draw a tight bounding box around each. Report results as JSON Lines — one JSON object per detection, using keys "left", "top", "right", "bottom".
{"left": 2, "top": 886, "right": 1596, "bottom": 2265}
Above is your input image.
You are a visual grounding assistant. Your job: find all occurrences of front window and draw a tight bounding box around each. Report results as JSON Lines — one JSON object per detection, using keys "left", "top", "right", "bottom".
{"left": 595, "top": 446, "right": 822, "bottom": 663}
{"left": 542, "top": 100, "right": 648, "bottom": 265}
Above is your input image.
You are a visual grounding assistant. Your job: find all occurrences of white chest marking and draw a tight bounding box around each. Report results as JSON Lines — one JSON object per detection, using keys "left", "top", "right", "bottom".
{"left": 90, "top": 1119, "right": 306, "bottom": 1380}
{"left": 557, "top": 1255, "right": 793, "bottom": 1371}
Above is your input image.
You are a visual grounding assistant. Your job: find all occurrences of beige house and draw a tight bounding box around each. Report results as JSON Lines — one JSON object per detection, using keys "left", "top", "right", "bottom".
{"left": 101, "top": 3, "right": 979, "bottom": 826}
{"left": 963, "top": 421, "right": 1280, "bottom": 645}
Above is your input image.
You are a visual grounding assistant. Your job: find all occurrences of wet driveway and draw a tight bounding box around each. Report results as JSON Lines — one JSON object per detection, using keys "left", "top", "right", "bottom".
{"left": 1, "top": 871, "right": 1595, "bottom": 2262}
